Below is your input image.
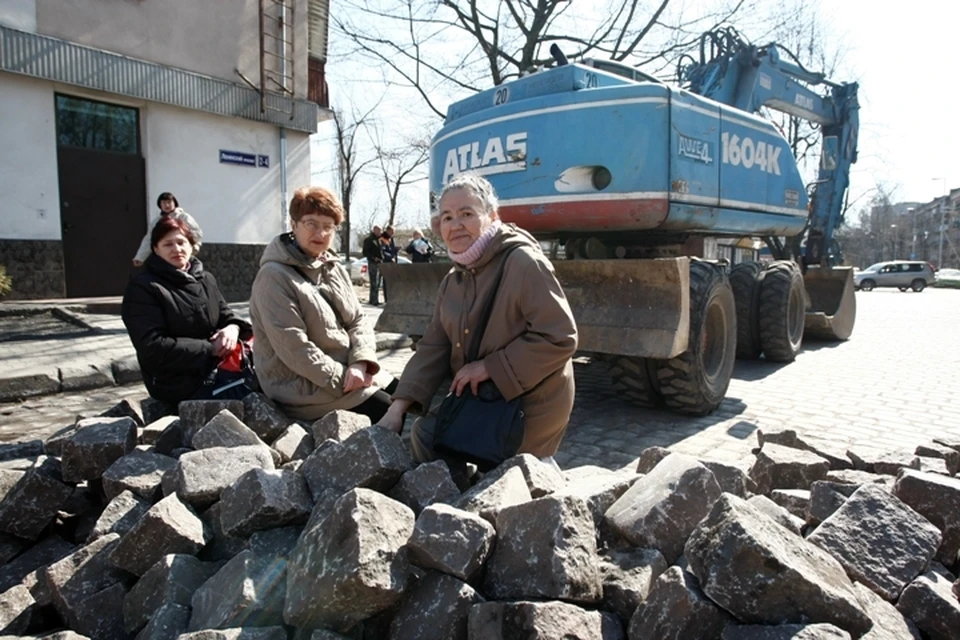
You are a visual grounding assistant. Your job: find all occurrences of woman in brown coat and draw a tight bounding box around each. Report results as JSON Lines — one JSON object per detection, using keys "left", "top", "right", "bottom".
{"left": 378, "top": 174, "right": 578, "bottom": 462}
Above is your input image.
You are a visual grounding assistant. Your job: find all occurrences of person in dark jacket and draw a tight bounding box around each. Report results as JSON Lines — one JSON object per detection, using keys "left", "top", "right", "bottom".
{"left": 362, "top": 224, "right": 385, "bottom": 305}
{"left": 383, "top": 225, "right": 399, "bottom": 263}
{"left": 404, "top": 228, "right": 434, "bottom": 263}
{"left": 122, "top": 216, "right": 252, "bottom": 404}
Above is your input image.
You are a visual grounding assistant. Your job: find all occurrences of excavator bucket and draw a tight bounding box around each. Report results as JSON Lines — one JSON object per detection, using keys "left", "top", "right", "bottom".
{"left": 803, "top": 266, "right": 857, "bottom": 341}
{"left": 376, "top": 258, "right": 690, "bottom": 359}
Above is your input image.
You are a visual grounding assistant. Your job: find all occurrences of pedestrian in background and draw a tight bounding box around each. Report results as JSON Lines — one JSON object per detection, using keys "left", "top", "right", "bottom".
{"left": 383, "top": 225, "right": 399, "bottom": 263}
{"left": 405, "top": 228, "right": 435, "bottom": 263}
{"left": 362, "top": 224, "right": 384, "bottom": 305}
{"left": 132, "top": 192, "right": 203, "bottom": 267}
{"left": 379, "top": 232, "right": 395, "bottom": 302}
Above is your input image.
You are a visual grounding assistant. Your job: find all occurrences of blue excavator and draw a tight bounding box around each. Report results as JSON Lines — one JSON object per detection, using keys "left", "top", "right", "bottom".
{"left": 378, "top": 27, "right": 860, "bottom": 416}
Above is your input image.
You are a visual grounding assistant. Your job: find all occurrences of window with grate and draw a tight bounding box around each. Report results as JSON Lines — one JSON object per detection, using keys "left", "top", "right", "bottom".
{"left": 55, "top": 94, "right": 139, "bottom": 154}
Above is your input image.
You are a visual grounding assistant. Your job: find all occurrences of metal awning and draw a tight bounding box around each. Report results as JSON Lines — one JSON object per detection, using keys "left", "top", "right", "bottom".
{"left": 0, "top": 24, "right": 319, "bottom": 133}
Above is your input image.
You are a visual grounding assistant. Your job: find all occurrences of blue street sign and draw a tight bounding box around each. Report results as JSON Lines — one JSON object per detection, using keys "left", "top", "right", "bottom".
{"left": 257, "top": 155, "right": 270, "bottom": 168}
{"left": 219, "top": 150, "right": 256, "bottom": 166}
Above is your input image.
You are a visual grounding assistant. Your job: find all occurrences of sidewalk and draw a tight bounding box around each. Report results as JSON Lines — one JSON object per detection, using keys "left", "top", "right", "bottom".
{"left": 0, "top": 296, "right": 405, "bottom": 403}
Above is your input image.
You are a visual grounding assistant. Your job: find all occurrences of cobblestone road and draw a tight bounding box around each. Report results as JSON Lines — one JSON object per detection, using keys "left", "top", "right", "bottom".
{"left": 2, "top": 288, "right": 958, "bottom": 472}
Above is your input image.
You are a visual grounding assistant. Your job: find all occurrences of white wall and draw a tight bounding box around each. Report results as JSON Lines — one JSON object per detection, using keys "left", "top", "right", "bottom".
{"left": 0, "top": 73, "right": 61, "bottom": 240}
{"left": 143, "top": 104, "right": 311, "bottom": 244}
{"left": 0, "top": 73, "right": 311, "bottom": 245}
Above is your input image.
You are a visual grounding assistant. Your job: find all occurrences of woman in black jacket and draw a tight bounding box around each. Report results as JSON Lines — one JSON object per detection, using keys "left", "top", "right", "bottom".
{"left": 122, "top": 216, "right": 252, "bottom": 404}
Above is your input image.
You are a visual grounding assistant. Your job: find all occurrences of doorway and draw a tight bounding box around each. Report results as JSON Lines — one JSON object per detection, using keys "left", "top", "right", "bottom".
{"left": 56, "top": 94, "right": 146, "bottom": 297}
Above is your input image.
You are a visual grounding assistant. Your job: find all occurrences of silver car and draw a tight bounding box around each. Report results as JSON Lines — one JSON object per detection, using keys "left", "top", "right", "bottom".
{"left": 343, "top": 256, "right": 411, "bottom": 285}
{"left": 853, "top": 261, "right": 936, "bottom": 292}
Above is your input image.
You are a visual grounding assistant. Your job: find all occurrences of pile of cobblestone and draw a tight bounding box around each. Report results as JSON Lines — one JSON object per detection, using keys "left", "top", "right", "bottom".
{"left": 0, "top": 394, "right": 959, "bottom": 639}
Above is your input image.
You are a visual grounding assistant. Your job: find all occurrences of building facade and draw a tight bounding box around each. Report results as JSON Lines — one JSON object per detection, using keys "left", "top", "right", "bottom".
{"left": 0, "top": 0, "right": 331, "bottom": 300}
{"left": 909, "top": 189, "right": 959, "bottom": 269}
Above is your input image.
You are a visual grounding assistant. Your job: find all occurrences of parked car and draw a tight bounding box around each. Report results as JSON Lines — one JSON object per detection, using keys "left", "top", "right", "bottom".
{"left": 853, "top": 260, "right": 936, "bottom": 292}
{"left": 935, "top": 268, "right": 960, "bottom": 289}
{"left": 344, "top": 256, "right": 411, "bottom": 285}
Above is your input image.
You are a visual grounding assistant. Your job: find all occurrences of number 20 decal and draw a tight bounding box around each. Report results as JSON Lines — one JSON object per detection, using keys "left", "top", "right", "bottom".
{"left": 494, "top": 87, "right": 510, "bottom": 106}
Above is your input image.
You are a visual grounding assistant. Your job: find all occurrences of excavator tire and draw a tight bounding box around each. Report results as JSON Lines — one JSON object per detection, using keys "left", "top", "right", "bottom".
{"left": 729, "top": 261, "right": 764, "bottom": 360}
{"left": 607, "top": 355, "right": 662, "bottom": 408}
{"left": 758, "top": 260, "right": 806, "bottom": 362}
{"left": 655, "top": 261, "right": 736, "bottom": 416}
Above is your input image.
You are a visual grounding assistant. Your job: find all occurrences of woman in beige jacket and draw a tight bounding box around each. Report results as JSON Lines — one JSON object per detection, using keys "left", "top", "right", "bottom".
{"left": 250, "top": 187, "right": 395, "bottom": 422}
{"left": 379, "top": 174, "right": 578, "bottom": 461}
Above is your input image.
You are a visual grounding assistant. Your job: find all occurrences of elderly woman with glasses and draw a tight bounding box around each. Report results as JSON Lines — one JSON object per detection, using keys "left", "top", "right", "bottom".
{"left": 250, "top": 186, "right": 396, "bottom": 422}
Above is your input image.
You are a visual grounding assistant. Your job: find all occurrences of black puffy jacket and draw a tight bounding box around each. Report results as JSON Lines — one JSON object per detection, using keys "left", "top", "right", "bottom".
{"left": 121, "top": 254, "right": 252, "bottom": 404}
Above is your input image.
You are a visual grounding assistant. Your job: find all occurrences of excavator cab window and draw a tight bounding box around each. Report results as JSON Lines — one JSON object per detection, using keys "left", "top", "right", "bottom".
{"left": 821, "top": 136, "right": 839, "bottom": 171}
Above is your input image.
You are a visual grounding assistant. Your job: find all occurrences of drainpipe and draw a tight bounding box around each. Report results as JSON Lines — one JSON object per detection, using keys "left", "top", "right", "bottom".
{"left": 278, "top": 1, "right": 289, "bottom": 231}
{"left": 280, "top": 130, "right": 288, "bottom": 230}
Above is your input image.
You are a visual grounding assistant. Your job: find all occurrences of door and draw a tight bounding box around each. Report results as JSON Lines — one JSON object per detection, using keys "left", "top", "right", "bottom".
{"left": 56, "top": 94, "right": 146, "bottom": 297}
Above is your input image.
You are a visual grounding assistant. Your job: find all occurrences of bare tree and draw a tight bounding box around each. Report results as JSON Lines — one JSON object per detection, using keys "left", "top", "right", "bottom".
{"left": 370, "top": 125, "right": 430, "bottom": 227}
{"left": 755, "top": 0, "right": 850, "bottom": 171}
{"left": 333, "top": 105, "right": 379, "bottom": 254}
{"left": 333, "top": 0, "right": 756, "bottom": 119}
{"left": 835, "top": 183, "right": 910, "bottom": 267}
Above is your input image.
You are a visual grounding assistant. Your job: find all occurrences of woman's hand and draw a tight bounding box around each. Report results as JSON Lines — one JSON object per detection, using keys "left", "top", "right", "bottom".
{"left": 451, "top": 360, "right": 491, "bottom": 397}
{"left": 210, "top": 324, "right": 240, "bottom": 357}
{"left": 342, "top": 362, "right": 374, "bottom": 393}
{"left": 132, "top": 259, "right": 143, "bottom": 267}
{"left": 378, "top": 400, "right": 410, "bottom": 433}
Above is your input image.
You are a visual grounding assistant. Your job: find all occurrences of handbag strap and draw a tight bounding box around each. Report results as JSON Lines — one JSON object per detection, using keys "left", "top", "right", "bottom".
{"left": 466, "top": 244, "right": 522, "bottom": 363}
{"left": 288, "top": 265, "right": 347, "bottom": 328}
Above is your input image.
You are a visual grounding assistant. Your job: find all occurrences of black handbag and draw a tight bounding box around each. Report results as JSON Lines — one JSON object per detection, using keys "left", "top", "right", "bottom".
{"left": 432, "top": 246, "right": 525, "bottom": 471}
{"left": 201, "top": 338, "right": 259, "bottom": 400}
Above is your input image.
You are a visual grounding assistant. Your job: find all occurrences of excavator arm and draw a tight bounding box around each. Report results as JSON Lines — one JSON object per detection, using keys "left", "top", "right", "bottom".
{"left": 679, "top": 28, "right": 860, "bottom": 268}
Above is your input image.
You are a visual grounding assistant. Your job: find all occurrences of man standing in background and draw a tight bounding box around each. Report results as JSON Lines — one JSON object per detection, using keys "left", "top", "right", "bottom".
{"left": 383, "top": 225, "right": 399, "bottom": 264}
{"left": 362, "top": 224, "right": 384, "bottom": 305}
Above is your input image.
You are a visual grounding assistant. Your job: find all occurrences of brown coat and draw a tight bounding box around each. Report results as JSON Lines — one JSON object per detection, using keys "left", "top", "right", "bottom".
{"left": 393, "top": 224, "right": 578, "bottom": 457}
{"left": 250, "top": 235, "right": 384, "bottom": 421}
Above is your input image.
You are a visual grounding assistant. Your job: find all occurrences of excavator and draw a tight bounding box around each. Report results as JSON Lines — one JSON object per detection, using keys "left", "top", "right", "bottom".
{"left": 376, "top": 27, "right": 859, "bottom": 416}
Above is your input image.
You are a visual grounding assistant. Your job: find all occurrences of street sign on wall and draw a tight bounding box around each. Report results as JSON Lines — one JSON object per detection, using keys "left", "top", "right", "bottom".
{"left": 219, "top": 150, "right": 269, "bottom": 168}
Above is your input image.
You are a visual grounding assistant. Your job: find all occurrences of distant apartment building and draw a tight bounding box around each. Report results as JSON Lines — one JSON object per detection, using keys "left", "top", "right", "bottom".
{"left": 910, "top": 189, "right": 959, "bottom": 268}
{"left": 0, "top": 0, "right": 331, "bottom": 300}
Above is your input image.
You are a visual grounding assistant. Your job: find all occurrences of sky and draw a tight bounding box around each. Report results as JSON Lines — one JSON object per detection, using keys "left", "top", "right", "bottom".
{"left": 311, "top": 0, "right": 960, "bottom": 237}
{"left": 820, "top": 1, "right": 960, "bottom": 206}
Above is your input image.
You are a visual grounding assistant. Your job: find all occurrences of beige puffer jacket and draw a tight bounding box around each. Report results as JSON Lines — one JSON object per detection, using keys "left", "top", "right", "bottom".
{"left": 250, "top": 234, "right": 383, "bottom": 421}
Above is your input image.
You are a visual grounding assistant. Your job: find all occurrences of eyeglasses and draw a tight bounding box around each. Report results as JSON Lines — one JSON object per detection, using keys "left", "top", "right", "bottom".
{"left": 298, "top": 220, "right": 338, "bottom": 235}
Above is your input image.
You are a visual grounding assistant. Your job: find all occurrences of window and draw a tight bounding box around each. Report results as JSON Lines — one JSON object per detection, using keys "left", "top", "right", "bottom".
{"left": 55, "top": 94, "right": 139, "bottom": 154}
{"left": 907, "top": 263, "right": 924, "bottom": 272}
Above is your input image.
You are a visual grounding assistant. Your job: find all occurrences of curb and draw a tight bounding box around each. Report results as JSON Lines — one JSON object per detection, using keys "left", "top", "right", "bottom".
{"left": 0, "top": 356, "right": 141, "bottom": 404}
{"left": 0, "top": 333, "right": 414, "bottom": 403}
